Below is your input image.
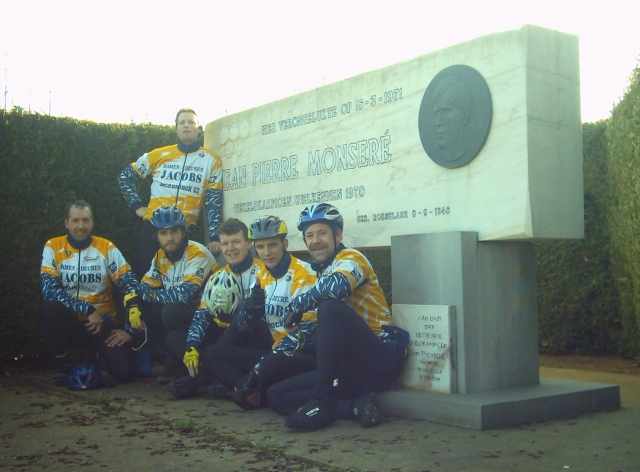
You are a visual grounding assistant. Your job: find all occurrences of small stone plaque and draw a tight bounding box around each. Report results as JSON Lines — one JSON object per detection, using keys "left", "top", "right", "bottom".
{"left": 392, "top": 304, "right": 457, "bottom": 393}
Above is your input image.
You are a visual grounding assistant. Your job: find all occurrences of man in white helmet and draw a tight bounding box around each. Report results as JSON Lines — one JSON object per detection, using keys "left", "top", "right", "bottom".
{"left": 170, "top": 218, "right": 270, "bottom": 399}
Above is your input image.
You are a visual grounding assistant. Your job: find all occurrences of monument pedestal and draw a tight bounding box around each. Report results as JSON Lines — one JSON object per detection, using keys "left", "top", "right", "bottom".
{"left": 387, "top": 232, "right": 620, "bottom": 429}
{"left": 379, "top": 379, "right": 620, "bottom": 430}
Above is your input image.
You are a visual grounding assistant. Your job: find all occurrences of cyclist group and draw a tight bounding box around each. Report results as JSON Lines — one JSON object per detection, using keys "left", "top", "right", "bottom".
{"left": 40, "top": 108, "right": 409, "bottom": 432}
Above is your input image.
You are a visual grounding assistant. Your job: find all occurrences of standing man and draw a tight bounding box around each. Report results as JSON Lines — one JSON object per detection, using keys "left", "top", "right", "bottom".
{"left": 268, "top": 203, "right": 409, "bottom": 431}
{"left": 118, "top": 108, "right": 223, "bottom": 276}
{"left": 40, "top": 200, "right": 143, "bottom": 383}
{"left": 138, "top": 206, "right": 216, "bottom": 379}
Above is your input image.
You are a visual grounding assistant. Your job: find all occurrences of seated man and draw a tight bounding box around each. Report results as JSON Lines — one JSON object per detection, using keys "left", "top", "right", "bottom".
{"left": 229, "top": 215, "right": 318, "bottom": 409}
{"left": 138, "top": 206, "right": 215, "bottom": 380}
{"left": 172, "top": 218, "right": 271, "bottom": 399}
{"left": 40, "top": 200, "right": 143, "bottom": 384}
{"left": 269, "top": 203, "right": 409, "bottom": 431}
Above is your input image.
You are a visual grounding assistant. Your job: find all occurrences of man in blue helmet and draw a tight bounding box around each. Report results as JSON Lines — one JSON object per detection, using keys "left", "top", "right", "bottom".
{"left": 267, "top": 203, "right": 409, "bottom": 431}
{"left": 223, "top": 215, "right": 319, "bottom": 410}
{"left": 138, "top": 205, "right": 216, "bottom": 380}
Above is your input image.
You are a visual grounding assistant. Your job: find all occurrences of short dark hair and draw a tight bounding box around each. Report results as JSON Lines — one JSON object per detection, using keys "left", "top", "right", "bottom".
{"left": 175, "top": 108, "right": 198, "bottom": 126}
{"left": 219, "top": 218, "right": 248, "bottom": 240}
{"left": 64, "top": 200, "right": 93, "bottom": 219}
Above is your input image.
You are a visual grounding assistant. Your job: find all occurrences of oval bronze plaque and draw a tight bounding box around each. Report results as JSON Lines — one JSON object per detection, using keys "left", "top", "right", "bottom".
{"left": 418, "top": 65, "right": 493, "bottom": 169}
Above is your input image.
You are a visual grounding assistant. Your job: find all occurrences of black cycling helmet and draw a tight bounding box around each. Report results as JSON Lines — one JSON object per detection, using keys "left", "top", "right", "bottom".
{"left": 150, "top": 206, "right": 186, "bottom": 230}
{"left": 249, "top": 216, "right": 288, "bottom": 240}
{"left": 297, "top": 203, "right": 344, "bottom": 233}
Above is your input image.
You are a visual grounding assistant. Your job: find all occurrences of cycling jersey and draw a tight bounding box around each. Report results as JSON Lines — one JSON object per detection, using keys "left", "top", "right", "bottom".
{"left": 186, "top": 256, "right": 264, "bottom": 347}
{"left": 40, "top": 235, "right": 136, "bottom": 319}
{"left": 119, "top": 144, "right": 223, "bottom": 239}
{"left": 141, "top": 240, "right": 215, "bottom": 305}
{"left": 289, "top": 246, "right": 391, "bottom": 335}
{"left": 255, "top": 253, "right": 317, "bottom": 349}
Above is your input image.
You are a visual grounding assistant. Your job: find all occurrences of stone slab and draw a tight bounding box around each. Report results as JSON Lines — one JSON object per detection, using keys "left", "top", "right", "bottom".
{"left": 205, "top": 25, "right": 583, "bottom": 251}
{"left": 378, "top": 379, "right": 621, "bottom": 430}
{"left": 392, "top": 232, "right": 539, "bottom": 394}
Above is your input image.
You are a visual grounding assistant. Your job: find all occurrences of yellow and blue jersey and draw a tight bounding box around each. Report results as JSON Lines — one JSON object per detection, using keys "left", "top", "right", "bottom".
{"left": 131, "top": 144, "right": 223, "bottom": 226}
{"left": 40, "top": 235, "right": 134, "bottom": 319}
{"left": 141, "top": 240, "right": 215, "bottom": 304}
{"left": 320, "top": 248, "right": 391, "bottom": 334}
{"left": 256, "top": 255, "right": 317, "bottom": 348}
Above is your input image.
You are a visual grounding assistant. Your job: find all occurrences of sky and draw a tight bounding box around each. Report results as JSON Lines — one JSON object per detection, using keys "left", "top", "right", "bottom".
{"left": 1, "top": 0, "right": 638, "bottom": 126}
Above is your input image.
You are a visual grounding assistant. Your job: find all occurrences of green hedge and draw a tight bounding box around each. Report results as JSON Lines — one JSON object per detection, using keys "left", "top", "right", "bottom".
{"left": 0, "top": 109, "right": 174, "bottom": 358}
{"left": 606, "top": 65, "right": 640, "bottom": 357}
{"left": 536, "top": 121, "right": 621, "bottom": 354}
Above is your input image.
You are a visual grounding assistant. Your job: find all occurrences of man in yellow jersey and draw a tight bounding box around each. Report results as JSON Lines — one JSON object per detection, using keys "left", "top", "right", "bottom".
{"left": 40, "top": 200, "right": 144, "bottom": 384}
{"left": 138, "top": 206, "right": 215, "bottom": 380}
{"left": 227, "top": 216, "right": 319, "bottom": 410}
{"left": 118, "top": 108, "right": 223, "bottom": 277}
{"left": 272, "top": 203, "right": 409, "bottom": 431}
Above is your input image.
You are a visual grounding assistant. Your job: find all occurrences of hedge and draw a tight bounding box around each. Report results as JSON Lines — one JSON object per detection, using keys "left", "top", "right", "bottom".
{"left": 0, "top": 109, "right": 174, "bottom": 358}
{"left": 606, "top": 65, "right": 640, "bottom": 357}
{"left": 536, "top": 121, "right": 621, "bottom": 354}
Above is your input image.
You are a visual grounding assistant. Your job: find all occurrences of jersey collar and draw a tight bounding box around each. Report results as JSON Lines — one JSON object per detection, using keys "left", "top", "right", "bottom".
{"left": 311, "top": 243, "right": 345, "bottom": 273}
{"left": 268, "top": 252, "right": 291, "bottom": 279}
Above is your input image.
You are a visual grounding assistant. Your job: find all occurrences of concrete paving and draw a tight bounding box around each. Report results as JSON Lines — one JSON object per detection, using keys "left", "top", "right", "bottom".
{"left": 1, "top": 364, "right": 639, "bottom": 472}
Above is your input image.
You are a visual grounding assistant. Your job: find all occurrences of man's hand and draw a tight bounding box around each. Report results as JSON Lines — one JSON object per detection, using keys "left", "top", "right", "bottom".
{"left": 284, "top": 295, "right": 305, "bottom": 327}
{"left": 105, "top": 329, "right": 132, "bottom": 348}
{"left": 85, "top": 312, "right": 104, "bottom": 335}
{"left": 135, "top": 207, "right": 147, "bottom": 219}
{"left": 183, "top": 347, "right": 200, "bottom": 377}
{"left": 284, "top": 306, "right": 303, "bottom": 328}
{"left": 207, "top": 240, "right": 221, "bottom": 255}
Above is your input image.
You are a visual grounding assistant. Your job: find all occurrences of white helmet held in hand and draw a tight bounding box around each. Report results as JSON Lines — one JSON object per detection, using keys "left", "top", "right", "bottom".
{"left": 202, "top": 271, "right": 242, "bottom": 320}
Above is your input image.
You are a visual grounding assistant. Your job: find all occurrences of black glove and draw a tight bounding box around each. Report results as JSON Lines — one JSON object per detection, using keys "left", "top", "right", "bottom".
{"left": 233, "top": 286, "right": 265, "bottom": 331}
{"left": 244, "top": 286, "right": 265, "bottom": 313}
{"left": 284, "top": 304, "right": 303, "bottom": 328}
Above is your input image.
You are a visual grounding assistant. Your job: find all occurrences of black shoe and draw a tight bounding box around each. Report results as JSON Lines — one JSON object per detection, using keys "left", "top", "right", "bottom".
{"left": 99, "top": 370, "right": 117, "bottom": 388}
{"left": 285, "top": 398, "right": 337, "bottom": 432}
{"left": 205, "top": 382, "right": 231, "bottom": 399}
{"left": 156, "top": 363, "right": 180, "bottom": 385}
{"left": 352, "top": 393, "right": 382, "bottom": 428}
{"left": 231, "top": 386, "right": 262, "bottom": 410}
{"left": 231, "top": 372, "right": 261, "bottom": 410}
{"left": 169, "top": 376, "right": 199, "bottom": 400}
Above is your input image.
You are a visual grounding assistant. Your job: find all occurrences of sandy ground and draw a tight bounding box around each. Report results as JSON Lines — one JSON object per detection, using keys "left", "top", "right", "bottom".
{"left": 1, "top": 355, "right": 639, "bottom": 472}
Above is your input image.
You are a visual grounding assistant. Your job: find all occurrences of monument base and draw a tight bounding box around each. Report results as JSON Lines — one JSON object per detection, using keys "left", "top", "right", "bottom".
{"left": 378, "top": 379, "right": 620, "bottom": 430}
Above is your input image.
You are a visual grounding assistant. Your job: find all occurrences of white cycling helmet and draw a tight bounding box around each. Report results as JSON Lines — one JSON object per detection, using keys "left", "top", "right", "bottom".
{"left": 202, "top": 271, "right": 242, "bottom": 321}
